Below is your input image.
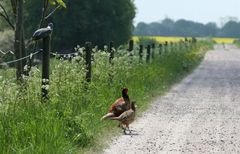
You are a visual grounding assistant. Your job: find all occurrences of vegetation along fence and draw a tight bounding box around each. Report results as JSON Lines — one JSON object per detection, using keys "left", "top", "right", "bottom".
{"left": 0, "top": 25, "right": 204, "bottom": 153}
{"left": 0, "top": 27, "right": 197, "bottom": 102}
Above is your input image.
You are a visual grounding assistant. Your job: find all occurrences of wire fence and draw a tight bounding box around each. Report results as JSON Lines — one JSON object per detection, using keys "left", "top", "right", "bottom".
{"left": 0, "top": 38, "right": 197, "bottom": 101}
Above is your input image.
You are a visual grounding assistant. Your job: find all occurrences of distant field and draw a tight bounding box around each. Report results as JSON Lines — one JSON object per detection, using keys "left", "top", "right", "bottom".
{"left": 212, "top": 38, "right": 236, "bottom": 44}
{"left": 133, "top": 36, "right": 237, "bottom": 44}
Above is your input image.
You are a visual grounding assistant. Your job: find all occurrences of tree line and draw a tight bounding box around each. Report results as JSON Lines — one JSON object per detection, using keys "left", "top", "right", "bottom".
{"left": 134, "top": 18, "right": 240, "bottom": 38}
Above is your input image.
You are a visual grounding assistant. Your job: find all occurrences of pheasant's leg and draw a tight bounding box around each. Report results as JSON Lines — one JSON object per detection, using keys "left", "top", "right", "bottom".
{"left": 127, "top": 125, "right": 131, "bottom": 133}
{"left": 123, "top": 128, "right": 127, "bottom": 134}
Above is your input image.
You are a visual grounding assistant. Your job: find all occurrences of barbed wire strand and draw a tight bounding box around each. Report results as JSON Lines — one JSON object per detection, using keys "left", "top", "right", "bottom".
{"left": 0, "top": 50, "right": 42, "bottom": 66}
{"left": 50, "top": 51, "right": 79, "bottom": 57}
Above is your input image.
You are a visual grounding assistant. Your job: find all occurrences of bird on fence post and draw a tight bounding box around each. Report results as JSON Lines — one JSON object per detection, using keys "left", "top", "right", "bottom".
{"left": 32, "top": 23, "right": 53, "bottom": 41}
{"left": 32, "top": 23, "right": 53, "bottom": 101}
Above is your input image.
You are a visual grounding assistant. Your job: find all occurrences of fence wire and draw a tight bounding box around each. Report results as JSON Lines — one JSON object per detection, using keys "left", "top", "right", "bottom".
{"left": 50, "top": 51, "right": 79, "bottom": 57}
{"left": 0, "top": 50, "right": 42, "bottom": 66}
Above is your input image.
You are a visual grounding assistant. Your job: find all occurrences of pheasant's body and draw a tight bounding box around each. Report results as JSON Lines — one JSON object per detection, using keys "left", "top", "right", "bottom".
{"left": 109, "top": 97, "right": 131, "bottom": 117}
{"left": 101, "top": 88, "right": 130, "bottom": 120}
{"left": 109, "top": 108, "right": 135, "bottom": 126}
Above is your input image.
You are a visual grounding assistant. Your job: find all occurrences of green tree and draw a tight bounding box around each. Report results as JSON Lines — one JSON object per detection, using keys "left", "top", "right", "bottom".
{"left": 220, "top": 21, "right": 240, "bottom": 38}
{"left": 25, "top": 0, "right": 136, "bottom": 50}
{"left": 205, "top": 22, "right": 218, "bottom": 37}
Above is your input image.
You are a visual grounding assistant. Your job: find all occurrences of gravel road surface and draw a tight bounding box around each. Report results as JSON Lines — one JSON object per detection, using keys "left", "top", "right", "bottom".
{"left": 103, "top": 45, "right": 240, "bottom": 154}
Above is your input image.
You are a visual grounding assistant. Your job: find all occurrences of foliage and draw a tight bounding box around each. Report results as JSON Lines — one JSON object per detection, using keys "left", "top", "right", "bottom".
{"left": 134, "top": 17, "right": 240, "bottom": 38}
{"left": 0, "top": 30, "right": 14, "bottom": 65}
{"left": 24, "top": 0, "right": 136, "bottom": 51}
{"left": 0, "top": 41, "right": 212, "bottom": 153}
{"left": 233, "top": 39, "right": 240, "bottom": 48}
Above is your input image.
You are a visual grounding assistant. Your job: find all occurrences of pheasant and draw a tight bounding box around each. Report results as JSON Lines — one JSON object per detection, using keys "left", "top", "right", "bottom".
{"left": 101, "top": 88, "right": 131, "bottom": 120}
{"left": 109, "top": 101, "right": 136, "bottom": 134}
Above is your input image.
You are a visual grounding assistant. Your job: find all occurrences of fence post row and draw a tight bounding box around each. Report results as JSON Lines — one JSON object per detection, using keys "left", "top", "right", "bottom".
{"left": 85, "top": 42, "right": 92, "bottom": 82}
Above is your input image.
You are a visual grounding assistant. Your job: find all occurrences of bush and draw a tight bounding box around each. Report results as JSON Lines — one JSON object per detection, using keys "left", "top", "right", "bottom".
{"left": 0, "top": 30, "right": 14, "bottom": 65}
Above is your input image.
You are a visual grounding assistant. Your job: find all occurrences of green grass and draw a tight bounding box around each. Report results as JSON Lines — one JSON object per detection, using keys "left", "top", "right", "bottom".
{"left": 234, "top": 39, "right": 240, "bottom": 48}
{"left": 0, "top": 40, "right": 213, "bottom": 153}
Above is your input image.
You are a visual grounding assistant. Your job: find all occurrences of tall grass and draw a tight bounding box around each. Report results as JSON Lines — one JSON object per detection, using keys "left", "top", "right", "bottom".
{"left": 0, "top": 40, "right": 213, "bottom": 153}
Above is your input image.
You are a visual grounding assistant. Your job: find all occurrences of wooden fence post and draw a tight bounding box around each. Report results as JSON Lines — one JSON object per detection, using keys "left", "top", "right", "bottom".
{"left": 109, "top": 41, "right": 114, "bottom": 64}
{"left": 85, "top": 42, "right": 92, "bottom": 82}
{"left": 170, "top": 42, "right": 174, "bottom": 52}
{"left": 32, "top": 23, "right": 53, "bottom": 101}
{"left": 151, "top": 43, "right": 155, "bottom": 59}
{"left": 164, "top": 41, "right": 168, "bottom": 53}
{"left": 41, "top": 36, "right": 50, "bottom": 100}
{"left": 139, "top": 45, "right": 143, "bottom": 62}
{"left": 128, "top": 40, "right": 134, "bottom": 52}
{"left": 159, "top": 44, "right": 162, "bottom": 55}
{"left": 146, "top": 45, "right": 151, "bottom": 63}
{"left": 128, "top": 40, "right": 134, "bottom": 62}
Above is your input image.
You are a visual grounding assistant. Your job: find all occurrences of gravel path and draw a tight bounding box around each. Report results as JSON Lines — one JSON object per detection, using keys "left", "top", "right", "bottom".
{"left": 103, "top": 45, "right": 240, "bottom": 154}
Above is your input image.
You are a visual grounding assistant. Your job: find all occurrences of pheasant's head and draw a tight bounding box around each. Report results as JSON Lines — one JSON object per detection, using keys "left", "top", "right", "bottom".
{"left": 122, "top": 87, "right": 128, "bottom": 94}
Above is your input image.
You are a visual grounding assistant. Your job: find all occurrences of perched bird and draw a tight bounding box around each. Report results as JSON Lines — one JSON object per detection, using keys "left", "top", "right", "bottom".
{"left": 101, "top": 88, "right": 131, "bottom": 120}
{"left": 109, "top": 101, "right": 136, "bottom": 134}
{"left": 32, "top": 23, "right": 53, "bottom": 40}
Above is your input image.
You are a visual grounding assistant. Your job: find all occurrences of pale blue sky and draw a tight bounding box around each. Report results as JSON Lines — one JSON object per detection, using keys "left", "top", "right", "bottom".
{"left": 134, "top": 0, "right": 240, "bottom": 26}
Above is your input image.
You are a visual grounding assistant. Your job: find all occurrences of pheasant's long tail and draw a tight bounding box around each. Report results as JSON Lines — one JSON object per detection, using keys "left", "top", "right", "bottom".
{"left": 101, "top": 113, "right": 115, "bottom": 121}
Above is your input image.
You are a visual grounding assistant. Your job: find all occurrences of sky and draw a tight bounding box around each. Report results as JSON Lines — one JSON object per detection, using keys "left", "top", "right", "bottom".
{"left": 134, "top": 0, "right": 240, "bottom": 26}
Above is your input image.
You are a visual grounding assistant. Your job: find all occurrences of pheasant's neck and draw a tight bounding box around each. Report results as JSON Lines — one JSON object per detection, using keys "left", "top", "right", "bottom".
{"left": 122, "top": 94, "right": 130, "bottom": 102}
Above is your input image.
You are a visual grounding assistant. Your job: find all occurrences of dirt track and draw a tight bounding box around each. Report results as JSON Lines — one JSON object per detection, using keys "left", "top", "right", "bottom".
{"left": 103, "top": 45, "right": 240, "bottom": 154}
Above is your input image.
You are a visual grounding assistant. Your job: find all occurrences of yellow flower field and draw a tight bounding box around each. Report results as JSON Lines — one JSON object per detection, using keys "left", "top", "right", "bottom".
{"left": 133, "top": 36, "right": 237, "bottom": 44}
{"left": 132, "top": 36, "right": 186, "bottom": 43}
{"left": 212, "top": 38, "right": 236, "bottom": 44}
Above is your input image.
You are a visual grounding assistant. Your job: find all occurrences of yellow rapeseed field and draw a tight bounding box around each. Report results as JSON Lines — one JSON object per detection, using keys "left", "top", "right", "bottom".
{"left": 133, "top": 36, "right": 237, "bottom": 44}
{"left": 212, "top": 38, "right": 236, "bottom": 44}
{"left": 132, "top": 36, "right": 186, "bottom": 43}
